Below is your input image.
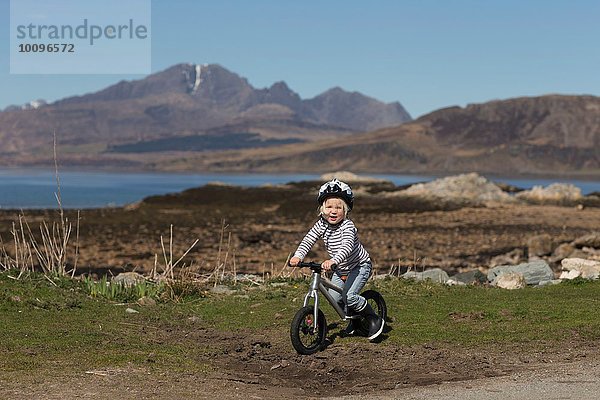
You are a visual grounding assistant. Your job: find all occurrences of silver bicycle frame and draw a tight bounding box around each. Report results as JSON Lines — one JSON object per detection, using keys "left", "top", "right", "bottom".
{"left": 303, "top": 271, "right": 346, "bottom": 320}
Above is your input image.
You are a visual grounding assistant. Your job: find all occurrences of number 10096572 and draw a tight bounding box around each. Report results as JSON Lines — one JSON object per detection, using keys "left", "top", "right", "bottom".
{"left": 18, "top": 43, "right": 75, "bottom": 53}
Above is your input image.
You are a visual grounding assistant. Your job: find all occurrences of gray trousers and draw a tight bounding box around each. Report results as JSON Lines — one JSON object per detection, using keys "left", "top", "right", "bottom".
{"left": 329, "top": 260, "right": 372, "bottom": 313}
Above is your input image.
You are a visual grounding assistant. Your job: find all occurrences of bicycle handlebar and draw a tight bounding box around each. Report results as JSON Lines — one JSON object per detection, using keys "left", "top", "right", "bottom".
{"left": 288, "top": 261, "right": 337, "bottom": 271}
{"left": 296, "top": 261, "right": 322, "bottom": 268}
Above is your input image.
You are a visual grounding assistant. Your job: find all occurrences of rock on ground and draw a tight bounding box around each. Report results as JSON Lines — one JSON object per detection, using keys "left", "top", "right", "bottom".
{"left": 560, "top": 258, "right": 600, "bottom": 280}
{"left": 516, "top": 183, "right": 583, "bottom": 203}
{"left": 493, "top": 272, "right": 527, "bottom": 290}
{"left": 488, "top": 260, "right": 554, "bottom": 285}
{"left": 112, "top": 272, "right": 146, "bottom": 287}
{"left": 572, "top": 233, "right": 600, "bottom": 249}
{"left": 399, "top": 173, "right": 514, "bottom": 204}
{"left": 527, "top": 234, "right": 553, "bottom": 257}
{"left": 402, "top": 268, "right": 450, "bottom": 283}
{"left": 320, "top": 171, "right": 387, "bottom": 183}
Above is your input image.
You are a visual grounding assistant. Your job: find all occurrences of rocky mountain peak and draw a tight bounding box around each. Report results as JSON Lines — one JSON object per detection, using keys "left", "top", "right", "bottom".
{"left": 191, "top": 64, "right": 255, "bottom": 104}
{"left": 304, "top": 87, "right": 412, "bottom": 131}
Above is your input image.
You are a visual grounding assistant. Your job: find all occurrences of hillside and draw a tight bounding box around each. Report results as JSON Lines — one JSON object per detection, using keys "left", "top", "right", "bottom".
{"left": 182, "top": 95, "right": 600, "bottom": 176}
{"left": 0, "top": 63, "right": 411, "bottom": 165}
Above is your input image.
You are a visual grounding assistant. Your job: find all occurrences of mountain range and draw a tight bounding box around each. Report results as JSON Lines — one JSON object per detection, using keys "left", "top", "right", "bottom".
{"left": 0, "top": 63, "right": 411, "bottom": 159}
{"left": 157, "top": 94, "right": 599, "bottom": 176}
{"left": 0, "top": 63, "right": 598, "bottom": 176}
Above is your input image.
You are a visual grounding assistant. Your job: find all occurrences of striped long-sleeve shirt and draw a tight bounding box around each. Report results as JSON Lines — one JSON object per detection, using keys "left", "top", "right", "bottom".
{"left": 293, "top": 218, "right": 370, "bottom": 274}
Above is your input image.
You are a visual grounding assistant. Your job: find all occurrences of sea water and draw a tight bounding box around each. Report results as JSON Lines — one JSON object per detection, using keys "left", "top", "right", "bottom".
{"left": 0, "top": 168, "right": 597, "bottom": 209}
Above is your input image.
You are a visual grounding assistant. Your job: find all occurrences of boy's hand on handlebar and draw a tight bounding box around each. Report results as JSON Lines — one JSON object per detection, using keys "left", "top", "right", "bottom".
{"left": 322, "top": 259, "right": 336, "bottom": 271}
{"left": 289, "top": 256, "right": 301, "bottom": 267}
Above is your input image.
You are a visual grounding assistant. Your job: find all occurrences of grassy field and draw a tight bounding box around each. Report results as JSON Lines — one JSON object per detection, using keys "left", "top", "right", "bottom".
{"left": 2, "top": 271, "right": 600, "bottom": 378}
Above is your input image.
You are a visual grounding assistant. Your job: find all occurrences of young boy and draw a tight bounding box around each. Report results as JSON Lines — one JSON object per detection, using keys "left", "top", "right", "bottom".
{"left": 289, "top": 178, "right": 384, "bottom": 340}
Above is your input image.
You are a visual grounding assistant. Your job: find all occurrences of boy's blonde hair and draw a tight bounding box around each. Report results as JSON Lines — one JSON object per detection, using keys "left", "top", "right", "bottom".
{"left": 319, "top": 197, "right": 349, "bottom": 218}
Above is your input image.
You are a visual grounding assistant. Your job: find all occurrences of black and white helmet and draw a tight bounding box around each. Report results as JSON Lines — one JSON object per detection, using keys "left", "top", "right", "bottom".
{"left": 317, "top": 179, "right": 354, "bottom": 210}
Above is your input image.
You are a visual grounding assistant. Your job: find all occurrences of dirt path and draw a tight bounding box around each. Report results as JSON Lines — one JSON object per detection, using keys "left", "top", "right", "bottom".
{"left": 2, "top": 359, "right": 600, "bottom": 399}
{"left": 328, "top": 359, "right": 600, "bottom": 400}
{"left": 2, "top": 335, "right": 599, "bottom": 399}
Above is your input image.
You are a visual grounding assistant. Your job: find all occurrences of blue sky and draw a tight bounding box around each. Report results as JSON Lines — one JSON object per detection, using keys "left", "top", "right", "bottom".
{"left": 1, "top": 0, "right": 599, "bottom": 118}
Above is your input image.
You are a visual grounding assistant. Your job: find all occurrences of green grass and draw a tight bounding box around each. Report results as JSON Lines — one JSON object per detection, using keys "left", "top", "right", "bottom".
{"left": 1, "top": 271, "right": 600, "bottom": 377}
{"left": 0, "top": 272, "right": 211, "bottom": 374}
{"left": 372, "top": 278, "right": 600, "bottom": 345}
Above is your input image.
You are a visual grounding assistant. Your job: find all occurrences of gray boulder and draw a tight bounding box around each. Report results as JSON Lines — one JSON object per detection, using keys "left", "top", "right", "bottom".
{"left": 487, "top": 260, "right": 554, "bottom": 285}
{"left": 402, "top": 268, "right": 449, "bottom": 283}
{"left": 451, "top": 270, "right": 488, "bottom": 285}
{"left": 113, "top": 272, "right": 146, "bottom": 287}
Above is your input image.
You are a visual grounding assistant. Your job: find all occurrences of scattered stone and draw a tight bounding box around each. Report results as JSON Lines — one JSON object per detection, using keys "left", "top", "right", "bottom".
{"left": 402, "top": 268, "right": 450, "bottom": 283}
{"left": 270, "top": 360, "right": 290, "bottom": 370}
{"left": 572, "top": 233, "right": 600, "bottom": 249}
{"left": 320, "top": 171, "right": 386, "bottom": 183}
{"left": 400, "top": 173, "right": 513, "bottom": 204}
{"left": 137, "top": 296, "right": 157, "bottom": 306}
{"left": 445, "top": 279, "right": 466, "bottom": 286}
{"left": 568, "top": 249, "right": 593, "bottom": 260}
{"left": 559, "top": 270, "right": 581, "bottom": 280}
{"left": 527, "top": 234, "right": 553, "bottom": 257}
{"left": 487, "top": 260, "right": 554, "bottom": 285}
{"left": 560, "top": 258, "right": 600, "bottom": 280}
{"left": 123, "top": 201, "right": 141, "bottom": 211}
{"left": 188, "top": 316, "right": 200, "bottom": 322}
{"left": 550, "top": 243, "right": 576, "bottom": 263}
{"left": 125, "top": 308, "right": 139, "bottom": 314}
{"left": 582, "top": 247, "right": 600, "bottom": 261}
{"left": 236, "top": 274, "right": 265, "bottom": 284}
{"left": 537, "top": 279, "right": 563, "bottom": 286}
{"left": 515, "top": 183, "right": 583, "bottom": 203}
{"left": 493, "top": 272, "right": 526, "bottom": 290}
{"left": 210, "top": 285, "right": 237, "bottom": 295}
{"left": 113, "top": 272, "right": 146, "bottom": 287}
{"left": 490, "top": 249, "right": 524, "bottom": 268}
{"left": 451, "top": 270, "right": 488, "bottom": 285}
{"left": 372, "top": 273, "right": 391, "bottom": 280}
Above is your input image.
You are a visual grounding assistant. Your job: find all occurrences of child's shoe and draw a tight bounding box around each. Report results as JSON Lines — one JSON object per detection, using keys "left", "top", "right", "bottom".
{"left": 358, "top": 303, "right": 384, "bottom": 341}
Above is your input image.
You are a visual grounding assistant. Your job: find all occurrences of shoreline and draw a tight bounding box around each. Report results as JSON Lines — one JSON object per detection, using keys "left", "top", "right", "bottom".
{"left": 1, "top": 164, "right": 600, "bottom": 180}
{"left": 0, "top": 169, "right": 598, "bottom": 210}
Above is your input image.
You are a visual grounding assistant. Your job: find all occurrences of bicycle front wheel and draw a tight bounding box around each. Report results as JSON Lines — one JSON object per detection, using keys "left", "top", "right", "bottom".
{"left": 290, "top": 305, "right": 327, "bottom": 355}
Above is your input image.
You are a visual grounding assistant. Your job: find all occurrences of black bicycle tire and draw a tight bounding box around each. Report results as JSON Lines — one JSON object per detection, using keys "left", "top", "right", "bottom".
{"left": 355, "top": 290, "right": 387, "bottom": 336}
{"left": 290, "top": 305, "right": 327, "bottom": 355}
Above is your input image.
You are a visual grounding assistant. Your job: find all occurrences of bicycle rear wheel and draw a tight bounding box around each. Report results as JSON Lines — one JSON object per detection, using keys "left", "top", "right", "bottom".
{"left": 290, "top": 305, "right": 327, "bottom": 355}
{"left": 355, "top": 290, "right": 387, "bottom": 336}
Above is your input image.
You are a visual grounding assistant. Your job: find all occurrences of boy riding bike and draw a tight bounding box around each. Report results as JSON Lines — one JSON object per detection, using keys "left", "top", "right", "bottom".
{"left": 289, "top": 178, "right": 384, "bottom": 340}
